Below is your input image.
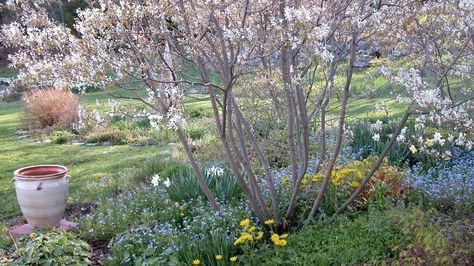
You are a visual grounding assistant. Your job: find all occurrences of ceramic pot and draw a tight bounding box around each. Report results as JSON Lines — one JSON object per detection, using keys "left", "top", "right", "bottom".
{"left": 13, "top": 165, "right": 70, "bottom": 227}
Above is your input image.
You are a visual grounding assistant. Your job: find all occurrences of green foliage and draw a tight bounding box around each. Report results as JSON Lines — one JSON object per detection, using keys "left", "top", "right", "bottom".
{"left": 53, "top": 130, "right": 74, "bottom": 144}
{"left": 129, "top": 158, "right": 185, "bottom": 184}
{"left": 349, "top": 119, "right": 440, "bottom": 169}
{"left": 164, "top": 168, "right": 242, "bottom": 202}
{"left": 184, "top": 105, "right": 213, "bottom": 118}
{"left": 15, "top": 230, "right": 92, "bottom": 265}
{"left": 174, "top": 229, "right": 239, "bottom": 266}
{"left": 260, "top": 129, "right": 290, "bottom": 168}
{"left": 0, "top": 224, "right": 12, "bottom": 251}
{"left": 185, "top": 122, "right": 207, "bottom": 140}
{"left": 391, "top": 206, "right": 471, "bottom": 265}
{"left": 243, "top": 209, "right": 406, "bottom": 265}
{"left": 80, "top": 186, "right": 168, "bottom": 243}
{"left": 107, "top": 224, "right": 176, "bottom": 265}
{"left": 70, "top": 83, "right": 98, "bottom": 94}
{"left": 86, "top": 128, "right": 128, "bottom": 144}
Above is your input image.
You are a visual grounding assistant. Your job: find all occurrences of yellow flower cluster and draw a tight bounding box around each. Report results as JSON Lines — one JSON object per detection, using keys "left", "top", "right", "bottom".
{"left": 192, "top": 259, "right": 200, "bottom": 265}
{"left": 235, "top": 218, "right": 265, "bottom": 245}
{"left": 239, "top": 218, "right": 251, "bottom": 228}
{"left": 312, "top": 173, "right": 324, "bottom": 182}
{"left": 271, "top": 233, "right": 288, "bottom": 247}
{"left": 264, "top": 219, "right": 274, "bottom": 226}
{"left": 330, "top": 167, "right": 363, "bottom": 186}
{"left": 234, "top": 232, "right": 253, "bottom": 245}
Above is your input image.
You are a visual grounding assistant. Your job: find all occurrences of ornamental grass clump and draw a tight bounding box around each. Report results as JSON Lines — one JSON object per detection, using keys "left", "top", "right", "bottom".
{"left": 21, "top": 88, "right": 81, "bottom": 128}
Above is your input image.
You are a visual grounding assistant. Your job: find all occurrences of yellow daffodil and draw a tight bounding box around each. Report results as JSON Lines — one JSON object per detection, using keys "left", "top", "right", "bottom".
{"left": 234, "top": 237, "right": 244, "bottom": 245}
{"left": 256, "top": 231, "right": 264, "bottom": 240}
{"left": 271, "top": 233, "right": 288, "bottom": 246}
{"left": 264, "top": 219, "right": 275, "bottom": 226}
{"left": 271, "top": 233, "right": 280, "bottom": 243}
{"left": 425, "top": 139, "right": 434, "bottom": 147}
{"left": 409, "top": 145, "right": 417, "bottom": 154}
{"left": 275, "top": 239, "right": 287, "bottom": 246}
{"left": 192, "top": 259, "right": 200, "bottom": 265}
{"left": 351, "top": 180, "right": 360, "bottom": 188}
{"left": 248, "top": 226, "right": 256, "bottom": 232}
{"left": 239, "top": 218, "right": 251, "bottom": 228}
{"left": 234, "top": 232, "right": 253, "bottom": 245}
{"left": 281, "top": 177, "right": 290, "bottom": 183}
{"left": 312, "top": 173, "right": 324, "bottom": 182}
{"left": 215, "top": 255, "right": 223, "bottom": 261}
{"left": 230, "top": 256, "right": 238, "bottom": 262}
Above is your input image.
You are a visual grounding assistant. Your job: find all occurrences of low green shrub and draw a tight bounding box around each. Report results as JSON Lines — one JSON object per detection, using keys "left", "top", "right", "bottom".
{"left": 184, "top": 105, "right": 213, "bottom": 118}
{"left": 53, "top": 130, "right": 74, "bottom": 144}
{"left": 391, "top": 206, "right": 471, "bottom": 265}
{"left": 260, "top": 129, "right": 290, "bottom": 168}
{"left": 86, "top": 128, "right": 128, "bottom": 144}
{"left": 185, "top": 123, "right": 207, "bottom": 140}
{"left": 15, "top": 230, "right": 92, "bottom": 265}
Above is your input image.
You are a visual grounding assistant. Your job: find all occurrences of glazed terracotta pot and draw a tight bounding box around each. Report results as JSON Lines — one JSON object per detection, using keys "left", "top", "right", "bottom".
{"left": 13, "top": 165, "right": 70, "bottom": 227}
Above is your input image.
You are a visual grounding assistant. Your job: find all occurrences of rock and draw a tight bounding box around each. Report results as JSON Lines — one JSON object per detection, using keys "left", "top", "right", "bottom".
{"left": 354, "top": 55, "right": 372, "bottom": 68}
{"left": 42, "top": 139, "right": 52, "bottom": 144}
{"left": 9, "top": 219, "right": 79, "bottom": 237}
{"left": 389, "top": 49, "right": 411, "bottom": 59}
{"left": 101, "top": 141, "right": 113, "bottom": 146}
{"left": 85, "top": 143, "right": 98, "bottom": 146}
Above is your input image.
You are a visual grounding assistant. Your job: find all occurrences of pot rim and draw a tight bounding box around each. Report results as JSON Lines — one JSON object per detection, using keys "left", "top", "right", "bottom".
{"left": 14, "top": 164, "right": 68, "bottom": 180}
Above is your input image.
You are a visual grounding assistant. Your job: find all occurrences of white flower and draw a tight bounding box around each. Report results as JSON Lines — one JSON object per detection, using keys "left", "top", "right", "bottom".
{"left": 447, "top": 134, "right": 454, "bottom": 142}
{"left": 163, "top": 178, "right": 172, "bottom": 187}
{"left": 207, "top": 166, "right": 224, "bottom": 176}
{"left": 372, "top": 134, "right": 380, "bottom": 142}
{"left": 433, "top": 132, "right": 445, "bottom": 146}
{"left": 151, "top": 174, "right": 161, "bottom": 187}
{"left": 371, "top": 120, "right": 383, "bottom": 132}
{"left": 456, "top": 133, "right": 466, "bottom": 146}
{"left": 149, "top": 114, "right": 163, "bottom": 130}
{"left": 396, "top": 127, "right": 407, "bottom": 143}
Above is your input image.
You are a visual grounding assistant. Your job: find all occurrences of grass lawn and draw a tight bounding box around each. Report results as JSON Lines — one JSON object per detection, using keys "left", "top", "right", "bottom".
{"left": 0, "top": 101, "right": 171, "bottom": 221}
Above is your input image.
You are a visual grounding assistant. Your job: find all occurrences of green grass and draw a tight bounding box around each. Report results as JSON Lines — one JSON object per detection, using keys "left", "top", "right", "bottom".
{"left": 0, "top": 66, "right": 18, "bottom": 79}
{"left": 0, "top": 102, "right": 171, "bottom": 220}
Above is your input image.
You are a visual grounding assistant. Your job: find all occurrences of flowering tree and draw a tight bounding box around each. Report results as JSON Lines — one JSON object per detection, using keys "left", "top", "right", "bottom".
{"left": 2, "top": 0, "right": 472, "bottom": 226}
